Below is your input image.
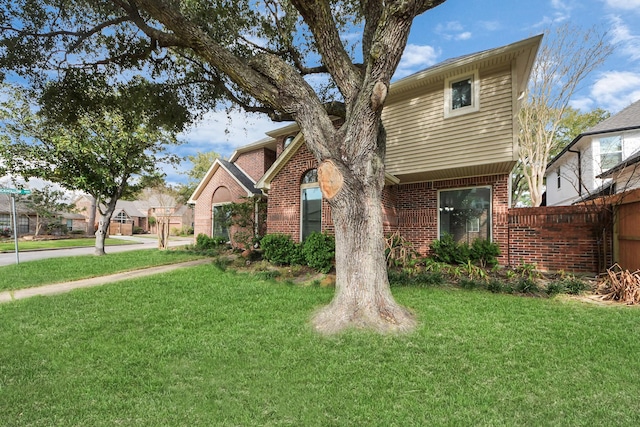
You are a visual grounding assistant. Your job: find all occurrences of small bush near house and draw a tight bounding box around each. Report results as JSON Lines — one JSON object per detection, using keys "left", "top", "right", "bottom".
{"left": 70, "top": 229, "right": 85, "bottom": 235}
{"left": 429, "top": 233, "right": 469, "bottom": 265}
{"left": 546, "top": 273, "right": 590, "bottom": 296}
{"left": 385, "top": 230, "right": 419, "bottom": 268}
{"left": 195, "top": 233, "right": 227, "bottom": 251}
{"left": 0, "top": 227, "right": 11, "bottom": 238}
{"left": 301, "top": 232, "right": 335, "bottom": 273}
{"left": 470, "top": 238, "right": 500, "bottom": 267}
{"left": 429, "top": 234, "right": 500, "bottom": 267}
{"left": 388, "top": 269, "right": 444, "bottom": 287}
{"left": 46, "top": 222, "right": 68, "bottom": 235}
{"left": 260, "top": 234, "right": 303, "bottom": 266}
{"left": 133, "top": 226, "right": 145, "bottom": 234}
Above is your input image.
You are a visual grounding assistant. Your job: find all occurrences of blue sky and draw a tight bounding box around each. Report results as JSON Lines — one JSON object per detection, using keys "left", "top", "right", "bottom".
{"left": 169, "top": 0, "right": 640, "bottom": 185}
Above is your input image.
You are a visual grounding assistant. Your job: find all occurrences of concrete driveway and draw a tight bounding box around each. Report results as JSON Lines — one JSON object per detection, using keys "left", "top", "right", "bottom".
{"left": 0, "top": 235, "right": 194, "bottom": 267}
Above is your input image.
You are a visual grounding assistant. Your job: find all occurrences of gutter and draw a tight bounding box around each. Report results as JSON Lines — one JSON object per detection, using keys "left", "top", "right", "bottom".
{"left": 567, "top": 148, "right": 582, "bottom": 196}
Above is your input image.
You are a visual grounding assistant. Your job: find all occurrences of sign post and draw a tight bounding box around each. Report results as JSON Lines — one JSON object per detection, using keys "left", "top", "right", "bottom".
{"left": 0, "top": 188, "right": 32, "bottom": 265}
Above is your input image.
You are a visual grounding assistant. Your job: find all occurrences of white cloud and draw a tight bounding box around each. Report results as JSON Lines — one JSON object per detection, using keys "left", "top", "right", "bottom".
{"left": 532, "top": 0, "right": 572, "bottom": 27}
{"left": 179, "top": 110, "right": 277, "bottom": 154}
{"left": 435, "top": 21, "right": 472, "bottom": 41}
{"left": 479, "top": 21, "right": 501, "bottom": 31}
{"left": 395, "top": 44, "right": 440, "bottom": 79}
{"left": 166, "top": 110, "right": 281, "bottom": 185}
{"left": 569, "top": 97, "right": 595, "bottom": 111}
{"left": 604, "top": 0, "right": 640, "bottom": 11}
{"left": 590, "top": 71, "right": 640, "bottom": 112}
{"left": 609, "top": 15, "right": 640, "bottom": 61}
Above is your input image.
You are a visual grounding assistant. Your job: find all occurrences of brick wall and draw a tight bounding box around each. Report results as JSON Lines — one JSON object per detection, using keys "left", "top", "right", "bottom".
{"left": 192, "top": 166, "right": 250, "bottom": 239}
{"left": 267, "top": 142, "right": 335, "bottom": 240}
{"left": 393, "top": 175, "right": 510, "bottom": 260}
{"left": 234, "top": 148, "right": 276, "bottom": 182}
{"left": 507, "top": 205, "right": 612, "bottom": 273}
{"left": 265, "top": 141, "right": 610, "bottom": 273}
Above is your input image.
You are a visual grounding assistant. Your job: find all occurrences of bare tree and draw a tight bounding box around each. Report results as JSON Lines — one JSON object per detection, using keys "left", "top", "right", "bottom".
{"left": 518, "top": 24, "right": 614, "bottom": 206}
{"left": 143, "top": 186, "right": 177, "bottom": 250}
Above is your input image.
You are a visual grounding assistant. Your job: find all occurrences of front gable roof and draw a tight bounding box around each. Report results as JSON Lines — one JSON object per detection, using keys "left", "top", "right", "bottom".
{"left": 189, "top": 157, "right": 261, "bottom": 204}
{"left": 255, "top": 133, "right": 400, "bottom": 190}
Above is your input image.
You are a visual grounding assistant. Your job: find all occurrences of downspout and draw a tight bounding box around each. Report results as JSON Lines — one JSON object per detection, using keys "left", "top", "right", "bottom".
{"left": 567, "top": 148, "right": 582, "bottom": 196}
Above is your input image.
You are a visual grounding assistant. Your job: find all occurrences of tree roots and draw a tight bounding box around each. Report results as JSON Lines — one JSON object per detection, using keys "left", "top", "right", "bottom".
{"left": 311, "top": 300, "right": 417, "bottom": 335}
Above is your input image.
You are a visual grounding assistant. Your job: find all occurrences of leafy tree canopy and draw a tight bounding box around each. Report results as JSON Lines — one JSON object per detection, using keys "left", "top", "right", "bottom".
{"left": 0, "top": 0, "right": 449, "bottom": 332}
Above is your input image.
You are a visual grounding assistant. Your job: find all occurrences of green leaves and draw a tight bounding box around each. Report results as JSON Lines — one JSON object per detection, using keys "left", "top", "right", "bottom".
{"left": 0, "top": 81, "right": 180, "bottom": 206}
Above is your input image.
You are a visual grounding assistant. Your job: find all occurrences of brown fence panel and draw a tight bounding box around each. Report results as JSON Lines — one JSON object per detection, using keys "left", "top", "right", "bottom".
{"left": 617, "top": 202, "right": 640, "bottom": 271}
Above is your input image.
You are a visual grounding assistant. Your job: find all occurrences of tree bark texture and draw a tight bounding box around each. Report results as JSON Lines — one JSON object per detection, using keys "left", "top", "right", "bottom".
{"left": 312, "top": 169, "right": 416, "bottom": 334}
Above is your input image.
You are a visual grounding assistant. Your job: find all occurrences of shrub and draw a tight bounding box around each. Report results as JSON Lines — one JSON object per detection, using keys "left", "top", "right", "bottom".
{"left": 385, "top": 231, "right": 419, "bottom": 268}
{"left": 545, "top": 272, "right": 589, "bottom": 296}
{"left": 388, "top": 269, "right": 443, "bottom": 287}
{"left": 429, "top": 233, "right": 470, "bottom": 265}
{"left": 470, "top": 238, "right": 500, "bottom": 267}
{"left": 487, "top": 279, "right": 506, "bottom": 293}
{"left": 515, "top": 277, "right": 540, "bottom": 294}
{"left": 545, "top": 281, "right": 566, "bottom": 296}
{"left": 0, "top": 227, "right": 11, "bottom": 238}
{"left": 261, "top": 234, "right": 302, "bottom": 266}
{"left": 302, "top": 232, "right": 335, "bottom": 273}
{"left": 195, "top": 233, "right": 226, "bottom": 250}
{"left": 133, "top": 226, "right": 145, "bottom": 234}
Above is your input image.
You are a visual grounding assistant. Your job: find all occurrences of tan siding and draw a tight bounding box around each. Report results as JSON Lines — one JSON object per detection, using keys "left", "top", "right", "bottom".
{"left": 383, "top": 64, "right": 514, "bottom": 179}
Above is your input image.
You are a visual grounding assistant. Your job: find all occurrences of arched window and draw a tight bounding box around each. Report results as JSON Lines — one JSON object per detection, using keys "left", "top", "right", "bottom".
{"left": 300, "top": 169, "right": 321, "bottom": 241}
{"left": 212, "top": 186, "right": 232, "bottom": 240}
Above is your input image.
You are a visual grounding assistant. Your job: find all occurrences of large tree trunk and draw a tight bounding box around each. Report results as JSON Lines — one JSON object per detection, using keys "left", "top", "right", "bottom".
{"left": 312, "top": 184, "right": 416, "bottom": 334}
{"left": 311, "top": 124, "right": 416, "bottom": 334}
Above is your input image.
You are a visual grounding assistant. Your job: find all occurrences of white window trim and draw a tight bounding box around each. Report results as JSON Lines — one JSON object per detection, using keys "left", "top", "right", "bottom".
{"left": 300, "top": 168, "right": 322, "bottom": 243}
{"left": 596, "top": 135, "right": 624, "bottom": 174}
{"left": 444, "top": 70, "right": 480, "bottom": 119}
{"left": 437, "top": 185, "right": 493, "bottom": 241}
{"left": 300, "top": 182, "right": 321, "bottom": 242}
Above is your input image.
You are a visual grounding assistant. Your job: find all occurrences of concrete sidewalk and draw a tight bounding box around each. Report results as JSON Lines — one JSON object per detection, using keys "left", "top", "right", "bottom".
{"left": 0, "top": 258, "right": 211, "bottom": 303}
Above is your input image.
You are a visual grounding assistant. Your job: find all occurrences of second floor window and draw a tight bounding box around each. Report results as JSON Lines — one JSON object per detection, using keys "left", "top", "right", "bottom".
{"left": 599, "top": 136, "right": 622, "bottom": 172}
{"left": 444, "top": 70, "right": 479, "bottom": 118}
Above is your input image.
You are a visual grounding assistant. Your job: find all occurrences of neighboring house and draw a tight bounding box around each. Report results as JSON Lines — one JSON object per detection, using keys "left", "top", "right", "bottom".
{"left": 146, "top": 194, "right": 194, "bottom": 235}
{"left": 545, "top": 99, "right": 640, "bottom": 206}
{"left": 74, "top": 194, "right": 193, "bottom": 236}
{"left": 0, "top": 195, "right": 36, "bottom": 235}
{"left": 0, "top": 194, "right": 85, "bottom": 236}
{"left": 189, "top": 138, "right": 273, "bottom": 242}
{"left": 190, "top": 35, "right": 542, "bottom": 260}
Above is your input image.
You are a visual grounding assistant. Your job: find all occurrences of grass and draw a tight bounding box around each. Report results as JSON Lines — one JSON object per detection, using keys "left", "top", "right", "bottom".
{"left": 0, "top": 249, "right": 204, "bottom": 291}
{"left": 0, "top": 237, "right": 135, "bottom": 252}
{"left": 1, "top": 264, "right": 639, "bottom": 426}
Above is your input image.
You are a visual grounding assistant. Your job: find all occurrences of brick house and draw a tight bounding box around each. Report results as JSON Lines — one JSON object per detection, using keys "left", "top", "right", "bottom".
{"left": 74, "top": 194, "right": 194, "bottom": 236}
{"left": 190, "top": 35, "right": 542, "bottom": 263}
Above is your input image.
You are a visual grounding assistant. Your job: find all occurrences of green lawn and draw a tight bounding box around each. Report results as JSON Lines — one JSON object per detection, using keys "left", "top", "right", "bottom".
{"left": 0, "top": 237, "right": 135, "bottom": 252}
{"left": 0, "top": 249, "right": 204, "bottom": 291}
{"left": 1, "top": 264, "right": 639, "bottom": 426}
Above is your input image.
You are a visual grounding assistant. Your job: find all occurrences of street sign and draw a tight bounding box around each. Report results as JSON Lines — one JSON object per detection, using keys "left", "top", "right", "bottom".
{"left": 0, "top": 188, "right": 31, "bottom": 195}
